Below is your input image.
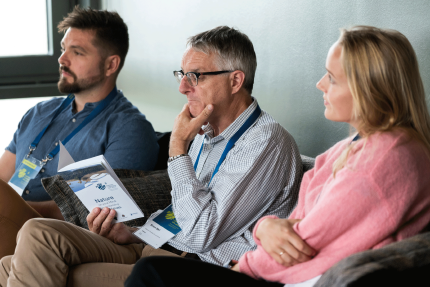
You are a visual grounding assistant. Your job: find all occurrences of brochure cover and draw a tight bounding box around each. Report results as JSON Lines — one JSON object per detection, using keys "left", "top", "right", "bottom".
{"left": 58, "top": 142, "right": 144, "bottom": 223}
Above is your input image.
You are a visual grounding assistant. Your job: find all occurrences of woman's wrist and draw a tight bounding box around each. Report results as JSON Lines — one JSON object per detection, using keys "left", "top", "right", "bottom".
{"left": 255, "top": 217, "right": 271, "bottom": 241}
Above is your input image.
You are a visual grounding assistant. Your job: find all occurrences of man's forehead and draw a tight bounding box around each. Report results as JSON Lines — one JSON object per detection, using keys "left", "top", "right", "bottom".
{"left": 181, "top": 48, "right": 216, "bottom": 71}
{"left": 61, "top": 28, "right": 96, "bottom": 48}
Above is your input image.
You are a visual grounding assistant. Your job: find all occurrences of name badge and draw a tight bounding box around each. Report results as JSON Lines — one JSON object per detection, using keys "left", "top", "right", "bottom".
{"left": 134, "top": 204, "right": 181, "bottom": 249}
{"left": 9, "top": 156, "right": 44, "bottom": 195}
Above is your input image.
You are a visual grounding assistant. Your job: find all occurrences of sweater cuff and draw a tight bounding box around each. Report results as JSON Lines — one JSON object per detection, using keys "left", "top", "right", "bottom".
{"left": 252, "top": 215, "right": 279, "bottom": 245}
{"left": 237, "top": 251, "right": 258, "bottom": 279}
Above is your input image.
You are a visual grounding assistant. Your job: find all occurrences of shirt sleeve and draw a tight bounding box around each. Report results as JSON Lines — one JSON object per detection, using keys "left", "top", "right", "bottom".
{"left": 168, "top": 130, "right": 301, "bottom": 253}
{"left": 6, "top": 106, "right": 34, "bottom": 154}
{"left": 103, "top": 115, "right": 159, "bottom": 171}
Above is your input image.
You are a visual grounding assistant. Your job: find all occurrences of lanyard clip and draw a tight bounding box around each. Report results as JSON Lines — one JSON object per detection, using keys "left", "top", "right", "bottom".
{"left": 27, "top": 146, "right": 36, "bottom": 158}
{"left": 41, "top": 155, "right": 53, "bottom": 164}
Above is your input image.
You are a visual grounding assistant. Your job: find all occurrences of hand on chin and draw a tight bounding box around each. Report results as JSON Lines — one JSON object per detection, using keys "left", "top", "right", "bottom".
{"left": 169, "top": 103, "right": 214, "bottom": 156}
{"left": 188, "top": 104, "right": 205, "bottom": 119}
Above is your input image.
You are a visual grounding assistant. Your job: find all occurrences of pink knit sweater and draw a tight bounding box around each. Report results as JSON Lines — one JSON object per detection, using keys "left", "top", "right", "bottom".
{"left": 238, "top": 130, "right": 430, "bottom": 284}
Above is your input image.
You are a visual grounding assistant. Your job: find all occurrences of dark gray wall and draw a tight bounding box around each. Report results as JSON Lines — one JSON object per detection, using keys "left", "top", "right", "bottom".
{"left": 104, "top": 0, "right": 430, "bottom": 157}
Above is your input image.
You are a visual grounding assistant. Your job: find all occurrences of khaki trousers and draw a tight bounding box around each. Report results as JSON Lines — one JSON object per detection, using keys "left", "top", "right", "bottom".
{"left": 0, "top": 219, "right": 180, "bottom": 287}
{"left": 0, "top": 179, "right": 41, "bottom": 259}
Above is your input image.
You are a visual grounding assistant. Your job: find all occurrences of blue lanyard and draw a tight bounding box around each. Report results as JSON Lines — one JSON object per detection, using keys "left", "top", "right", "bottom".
{"left": 29, "top": 87, "right": 117, "bottom": 162}
{"left": 193, "top": 104, "right": 262, "bottom": 185}
{"left": 30, "top": 94, "right": 75, "bottom": 150}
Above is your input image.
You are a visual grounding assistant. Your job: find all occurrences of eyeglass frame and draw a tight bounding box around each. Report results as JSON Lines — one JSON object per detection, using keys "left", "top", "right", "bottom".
{"left": 173, "top": 70, "right": 233, "bottom": 87}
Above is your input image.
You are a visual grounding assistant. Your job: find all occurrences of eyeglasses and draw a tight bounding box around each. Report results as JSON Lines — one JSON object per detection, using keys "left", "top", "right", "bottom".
{"left": 173, "top": 70, "right": 233, "bottom": 87}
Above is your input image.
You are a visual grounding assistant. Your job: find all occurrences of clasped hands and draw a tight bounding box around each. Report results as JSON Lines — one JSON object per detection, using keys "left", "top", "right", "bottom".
{"left": 230, "top": 218, "right": 314, "bottom": 272}
{"left": 256, "top": 218, "right": 316, "bottom": 267}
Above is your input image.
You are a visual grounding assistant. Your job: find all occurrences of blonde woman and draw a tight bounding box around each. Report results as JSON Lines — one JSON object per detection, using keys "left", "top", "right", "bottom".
{"left": 124, "top": 26, "right": 430, "bottom": 287}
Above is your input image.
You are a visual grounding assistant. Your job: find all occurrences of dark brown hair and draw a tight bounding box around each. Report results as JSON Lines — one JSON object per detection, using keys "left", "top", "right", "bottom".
{"left": 58, "top": 6, "right": 129, "bottom": 73}
{"left": 188, "top": 26, "right": 257, "bottom": 95}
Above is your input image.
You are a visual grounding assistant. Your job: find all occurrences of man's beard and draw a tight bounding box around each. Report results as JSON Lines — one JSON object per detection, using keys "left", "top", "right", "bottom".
{"left": 57, "top": 63, "right": 105, "bottom": 94}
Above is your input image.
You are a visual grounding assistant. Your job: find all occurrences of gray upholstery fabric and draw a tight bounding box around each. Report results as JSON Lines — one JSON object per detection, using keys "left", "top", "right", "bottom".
{"left": 314, "top": 227, "right": 430, "bottom": 286}
{"left": 41, "top": 169, "right": 172, "bottom": 229}
{"left": 300, "top": 155, "right": 315, "bottom": 173}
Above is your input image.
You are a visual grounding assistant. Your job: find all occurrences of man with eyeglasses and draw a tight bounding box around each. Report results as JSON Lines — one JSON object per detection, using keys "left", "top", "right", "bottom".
{"left": 0, "top": 26, "right": 302, "bottom": 286}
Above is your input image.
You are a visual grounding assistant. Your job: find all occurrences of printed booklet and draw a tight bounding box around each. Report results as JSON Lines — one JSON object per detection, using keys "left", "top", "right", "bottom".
{"left": 57, "top": 142, "right": 144, "bottom": 223}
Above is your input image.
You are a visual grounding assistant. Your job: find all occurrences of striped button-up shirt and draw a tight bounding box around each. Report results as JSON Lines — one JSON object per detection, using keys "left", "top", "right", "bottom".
{"left": 167, "top": 99, "right": 302, "bottom": 265}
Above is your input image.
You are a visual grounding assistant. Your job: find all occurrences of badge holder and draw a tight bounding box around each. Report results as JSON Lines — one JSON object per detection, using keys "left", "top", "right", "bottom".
{"left": 8, "top": 148, "right": 47, "bottom": 195}
{"left": 134, "top": 205, "right": 182, "bottom": 249}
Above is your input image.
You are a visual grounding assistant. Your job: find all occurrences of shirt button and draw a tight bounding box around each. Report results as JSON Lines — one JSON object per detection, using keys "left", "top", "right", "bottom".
{"left": 25, "top": 190, "right": 30, "bottom": 194}
{"left": 41, "top": 168, "right": 45, "bottom": 173}
{"left": 72, "top": 118, "right": 76, "bottom": 122}
{"left": 55, "top": 142, "right": 58, "bottom": 146}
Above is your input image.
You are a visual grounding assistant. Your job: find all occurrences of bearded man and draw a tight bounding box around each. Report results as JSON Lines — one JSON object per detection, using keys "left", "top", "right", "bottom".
{"left": 0, "top": 7, "right": 159, "bottom": 258}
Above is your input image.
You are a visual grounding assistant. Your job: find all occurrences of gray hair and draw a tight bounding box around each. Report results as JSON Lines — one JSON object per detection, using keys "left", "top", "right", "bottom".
{"left": 187, "top": 26, "right": 257, "bottom": 95}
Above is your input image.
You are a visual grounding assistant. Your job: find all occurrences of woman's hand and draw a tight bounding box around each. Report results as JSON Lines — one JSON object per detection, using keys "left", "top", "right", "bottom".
{"left": 256, "top": 218, "right": 315, "bottom": 267}
{"left": 231, "top": 262, "right": 240, "bottom": 272}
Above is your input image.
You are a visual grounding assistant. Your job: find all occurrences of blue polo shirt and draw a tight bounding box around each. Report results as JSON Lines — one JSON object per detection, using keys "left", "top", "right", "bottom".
{"left": 6, "top": 89, "right": 159, "bottom": 201}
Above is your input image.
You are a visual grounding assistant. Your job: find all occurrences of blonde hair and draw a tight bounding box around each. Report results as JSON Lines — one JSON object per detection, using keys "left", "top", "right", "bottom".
{"left": 333, "top": 26, "right": 430, "bottom": 175}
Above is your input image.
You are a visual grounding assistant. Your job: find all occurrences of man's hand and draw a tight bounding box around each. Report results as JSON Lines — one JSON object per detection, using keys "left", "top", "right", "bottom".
{"left": 169, "top": 104, "right": 213, "bottom": 157}
{"left": 87, "top": 207, "right": 141, "bottom": 245}
{"left": 256, "top": 218, "right": 315, "bottom": 267}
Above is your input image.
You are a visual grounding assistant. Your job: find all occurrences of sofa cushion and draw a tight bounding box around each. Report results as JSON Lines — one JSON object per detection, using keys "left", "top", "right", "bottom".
{"left": 153, "top": 132, "right": 171, "bottom": 171}
{"left": 41, "top": 169, "right": 172, "bottom": 229}
{"left": 300, "top": 155, "right": 315, "bottom": 173}
{"left": 314, "top": 232, "right": 430, "bottom": 286}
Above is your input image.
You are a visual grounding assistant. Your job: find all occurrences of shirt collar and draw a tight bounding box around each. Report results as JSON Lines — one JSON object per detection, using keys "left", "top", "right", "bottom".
{"left": 70, "top": 88, "right": 119, "bottom": 115}
{"left": 203, "top": 97, "right": 258, "bottom": 142}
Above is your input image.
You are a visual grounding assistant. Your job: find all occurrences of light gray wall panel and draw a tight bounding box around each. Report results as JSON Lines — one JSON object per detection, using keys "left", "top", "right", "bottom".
{"left": 103, "top": 0, "right": 430, "bottom": 157}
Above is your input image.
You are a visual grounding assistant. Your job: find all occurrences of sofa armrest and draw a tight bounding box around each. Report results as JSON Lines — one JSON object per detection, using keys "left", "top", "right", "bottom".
{"left": 314, "top": 232, "right": 430, "bottom": 286}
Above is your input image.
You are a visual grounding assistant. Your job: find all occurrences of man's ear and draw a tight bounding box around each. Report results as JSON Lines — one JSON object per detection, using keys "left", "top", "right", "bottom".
{"left": 105, "top": 55, "right": 121, "bottom": 77}
{"left": 230, "top": 70, "right": 245, "bottom": 94}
